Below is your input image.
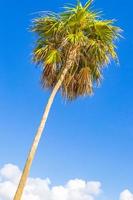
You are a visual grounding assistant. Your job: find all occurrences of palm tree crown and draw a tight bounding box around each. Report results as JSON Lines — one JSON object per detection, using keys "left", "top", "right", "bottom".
{"left": 32, "top": 0, "right": 121, "bottom": 100}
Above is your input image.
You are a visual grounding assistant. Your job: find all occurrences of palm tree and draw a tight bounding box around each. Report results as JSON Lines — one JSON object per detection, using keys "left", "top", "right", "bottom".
{"left": 13, "top": 0, "right": 121, "bottom": 199}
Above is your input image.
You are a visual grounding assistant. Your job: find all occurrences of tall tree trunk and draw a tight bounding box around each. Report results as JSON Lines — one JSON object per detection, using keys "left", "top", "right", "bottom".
{"left": 13, "top": 48, "right": 77, "bottom": 200}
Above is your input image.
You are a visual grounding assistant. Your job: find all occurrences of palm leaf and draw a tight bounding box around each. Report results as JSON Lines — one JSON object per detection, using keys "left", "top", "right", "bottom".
{"left": 32, "top": 0, "right": 122, "bottom": 100}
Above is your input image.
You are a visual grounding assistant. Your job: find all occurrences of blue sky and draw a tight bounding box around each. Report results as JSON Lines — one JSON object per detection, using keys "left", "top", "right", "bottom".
{"left": 0, "top": 0, "right": 133, "bottom": 199}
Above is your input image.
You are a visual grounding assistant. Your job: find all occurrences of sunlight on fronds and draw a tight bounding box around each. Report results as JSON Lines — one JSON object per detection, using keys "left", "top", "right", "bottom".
{"left": 32, "top": 0, "right": 122, "bottom": 100}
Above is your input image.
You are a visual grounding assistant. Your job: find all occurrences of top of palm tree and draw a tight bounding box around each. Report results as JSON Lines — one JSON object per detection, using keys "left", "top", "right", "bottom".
{"left": 32, "top": 0, "right": 121, "bottom": 100}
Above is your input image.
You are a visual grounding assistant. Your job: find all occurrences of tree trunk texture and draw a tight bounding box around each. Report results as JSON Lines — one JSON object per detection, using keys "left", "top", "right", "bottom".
{"left": 13, "top": 47, "right": 77, "bottom": 200}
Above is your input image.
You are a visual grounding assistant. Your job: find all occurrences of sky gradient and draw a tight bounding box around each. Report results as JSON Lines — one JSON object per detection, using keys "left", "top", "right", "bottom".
{"left": 0, "top": 0, "right": 133, "bottom": 199}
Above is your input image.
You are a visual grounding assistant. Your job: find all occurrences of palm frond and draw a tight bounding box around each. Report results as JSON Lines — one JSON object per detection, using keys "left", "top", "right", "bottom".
{"left": 32, "top": 0, "right": 122, "bottom": 100}
{"left": 84, "top": 0, "right": 93, "bottom": 10}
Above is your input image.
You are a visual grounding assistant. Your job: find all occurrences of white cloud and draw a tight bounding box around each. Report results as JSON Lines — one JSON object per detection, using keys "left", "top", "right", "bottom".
{"left": 0, "top": 164, "right": 101, "bottom": 200}
{"left": 120, "top": 190, "right": 133, "bottom": 200}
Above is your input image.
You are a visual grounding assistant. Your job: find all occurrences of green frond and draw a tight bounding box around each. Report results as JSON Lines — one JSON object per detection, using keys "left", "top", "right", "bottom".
{"left": 84, "top": 0, "right": 93, "bottom": 10}
{"left": 45, "top": 49, "right": 61, "bottom": 65}
{"left": 66, "top": 31, "right": 87, "bottom": 45}
{"left": 32, "top": 15, "right": 62, "bottom": 39}
{"left": 33, "top": 45, "right": 48, "bottom": 64}
{"left": 32, "top": 0, "right": 122, "bottom": 100}
{"left": 61, "top": 1, "right": 97, "bottom": 30}
{"left": 92, "top": 20, "right": 121, "bottom": 42}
